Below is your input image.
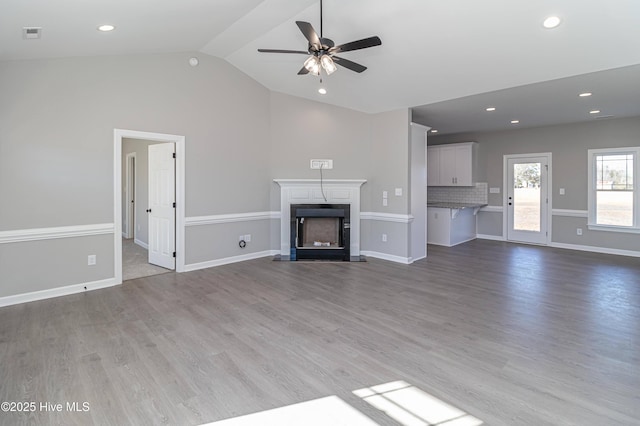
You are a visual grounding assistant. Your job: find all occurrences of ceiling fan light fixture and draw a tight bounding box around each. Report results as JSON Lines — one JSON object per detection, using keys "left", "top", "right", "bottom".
{"left": 304, "top": 55, "right": 321, "bottom": 75}
{"left": 320, "top": 55, "right": 337, "bottom": 75}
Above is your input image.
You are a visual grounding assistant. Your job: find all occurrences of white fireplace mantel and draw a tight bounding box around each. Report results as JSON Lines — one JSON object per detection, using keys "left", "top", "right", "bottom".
{"left": 274, "top": 179, "right": 366, "bottom": 257}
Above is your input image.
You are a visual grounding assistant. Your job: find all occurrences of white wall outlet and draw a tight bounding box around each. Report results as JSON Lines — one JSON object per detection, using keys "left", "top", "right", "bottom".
{"left": 577, "top": 228, "right": 583, "bottom": 236}
{"left": 381, "top": 234, "right": 387, "bottom": 242}
{"left": 244, "top": 234, "right": 252, "bottom": 242}
{"left": 382, "top": 191, "right": 388, "bottom": 199}
{"left": 395, "top": 188, "right": 402, "bottom": 196}
{"left": 560, "top": 188, "right": 565, "bottom": 195}
{"left": 87, "top": 255, "right": 96, "bottom": 266}
{"left": 383, "top": 198, "right": 388, "bottom": 206}
{"left": 489, "top": 187, "right": 501, "bottom": 194}
{"left": 310, "top": 159, "right": 333, "bottom": 169}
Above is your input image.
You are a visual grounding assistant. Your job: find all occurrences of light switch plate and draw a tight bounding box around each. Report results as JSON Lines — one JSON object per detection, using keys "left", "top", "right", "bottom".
{"left": 490, "top": 187, "right": 501, "bottom": 194}
{"left": 395, "top": 188, "right": 402, "bottom": 196}
{"left": 559, "top": 188, "right": 565, "bottom": 195}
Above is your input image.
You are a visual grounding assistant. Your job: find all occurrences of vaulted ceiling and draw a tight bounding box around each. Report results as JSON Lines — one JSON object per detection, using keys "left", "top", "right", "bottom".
{"left": 2, "top": 0, "right": 640, "bottom": 134}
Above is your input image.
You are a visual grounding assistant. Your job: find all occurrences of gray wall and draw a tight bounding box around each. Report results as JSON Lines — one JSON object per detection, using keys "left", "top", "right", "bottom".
{"left": 0, "top": 52, "right": 273, "bottom": 298}
{"left": 268, "top": 92, "right": 413, "bottom": 258}
{"left": 430, "top": 116, "right": 640, "bottom": 251}
{"left": 0, "top": 50, "right": 421, "bottom": 301}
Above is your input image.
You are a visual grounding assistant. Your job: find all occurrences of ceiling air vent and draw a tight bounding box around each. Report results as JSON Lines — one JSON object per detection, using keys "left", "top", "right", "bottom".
{"left": 23, "top": 27, "right": 42, "bottom": 40}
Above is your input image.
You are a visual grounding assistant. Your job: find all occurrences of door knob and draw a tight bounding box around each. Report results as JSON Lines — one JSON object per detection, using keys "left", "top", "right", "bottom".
{"left": 146, "top": 209, "right": 152, "bottom": 213}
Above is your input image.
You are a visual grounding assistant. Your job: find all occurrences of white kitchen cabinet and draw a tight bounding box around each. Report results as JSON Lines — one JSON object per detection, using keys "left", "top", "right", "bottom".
{"left": 427, "top": 146, "right": 440, "bottom": 185}
{"left": 427, "top": 142, "right": 477, "bottom": 186}
{"left": 427, "top": 206, "right": 478, "bottom": 247}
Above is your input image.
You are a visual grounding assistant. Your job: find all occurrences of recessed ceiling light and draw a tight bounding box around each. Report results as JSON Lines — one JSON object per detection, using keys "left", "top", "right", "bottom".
{"left": 543, "top": 16, "right": 561, "bottom": 29}
{"left": 431, "top": 129, "right": 438, "bottom": 133}
{"left": 318, "top": 88, "right": 327, "bottom": 95}
{"left": 579, "top": 92, "right": 592, "bottom": 97}
{"left": 97, "top": 24, "right": 115, "bottom": 32}
{"left": 589, "top": 110, "right": 601, "bottom": 114}
{"left": 511, "top": 120, "right": 520, "bottom": 124}
{"left": 486, "top": 107, "right": 496, "bottom": 112}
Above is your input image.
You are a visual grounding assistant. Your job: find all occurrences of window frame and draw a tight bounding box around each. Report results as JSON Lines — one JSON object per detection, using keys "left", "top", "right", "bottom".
{"left": 587, "top": 146, "right": 640, "bottom": 234}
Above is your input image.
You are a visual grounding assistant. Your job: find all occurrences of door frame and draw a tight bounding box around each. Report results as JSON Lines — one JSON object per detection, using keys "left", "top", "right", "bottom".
{"left": 502, "top": 152, "right": 552, "bottom": 245}
{"left": 114, "top": 129, "right": 186, "bottom": 284}
{"left": 124, "top": 152, "right": 136, "bottom": 239}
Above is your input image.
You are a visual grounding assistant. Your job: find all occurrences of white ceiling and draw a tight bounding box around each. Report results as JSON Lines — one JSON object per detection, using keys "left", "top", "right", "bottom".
{"left": 2, "top": 0, "right": 640, "bottom": 132}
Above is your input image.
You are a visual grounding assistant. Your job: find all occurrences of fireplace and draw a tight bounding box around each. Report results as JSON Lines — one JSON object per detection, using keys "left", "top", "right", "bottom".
{"left": 290, "top": 204, "right": 350, "bottom": 261}
{"left": 274, "top": 178, "right": 366, "bottom": 259}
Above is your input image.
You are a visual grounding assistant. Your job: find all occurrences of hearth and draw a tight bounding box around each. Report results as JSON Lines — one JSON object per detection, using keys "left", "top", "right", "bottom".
{"left": 290, "top": 204, "right": 350, "bottom": 261}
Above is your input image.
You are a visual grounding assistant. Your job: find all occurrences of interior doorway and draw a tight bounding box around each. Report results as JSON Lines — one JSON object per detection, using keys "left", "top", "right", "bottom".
{"left": 504, "top": 153, "right": 552, "bottom": 245}
{"left": 114, "top": 129, "right": 186, "bottom": 285}
{"left": 120, "top": 139, "right": 175, "bottom": 280}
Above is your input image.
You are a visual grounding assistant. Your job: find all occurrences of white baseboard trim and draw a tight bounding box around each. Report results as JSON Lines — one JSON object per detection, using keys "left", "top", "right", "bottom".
{"left": 360, "top": 212, "right": 414, "bottom": 223}
{"left": 0, "top": 277, "right": 119, "bottom": 308}
{"left": 550, "top": 242, "right": 640, "bottom": 258}
{"left": 360, "top": 250, "right": 412, "bottom": 264}
{"left": 186, "top": 211, "right": 280, "bottom": 227}
{"left": 0, "top": 223, "right": 114, "bottom": 244}
{"left": 479, "top": 206, "right": 503, "bottom": 213}
{"left": 552, "top": 209, "right": 588, "bottom": 218}
{"left": 183, "top": 250, "right": 279, "bottom": 272}
{"left": 477, "top": 234, "right": 506, "bottom": 241}
{"left": 134, "top": 239, "right": 149, "bottom": 250}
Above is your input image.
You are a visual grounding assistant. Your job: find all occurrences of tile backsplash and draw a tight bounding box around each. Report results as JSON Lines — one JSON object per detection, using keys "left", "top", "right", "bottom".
{"left": 427, "top": 182, "right": 488, "bottom": 204}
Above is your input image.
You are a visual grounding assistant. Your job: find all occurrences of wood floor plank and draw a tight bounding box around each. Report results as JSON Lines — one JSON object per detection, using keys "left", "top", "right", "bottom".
{"left": 1, "top": 240, "right": 639, "bottom": 425}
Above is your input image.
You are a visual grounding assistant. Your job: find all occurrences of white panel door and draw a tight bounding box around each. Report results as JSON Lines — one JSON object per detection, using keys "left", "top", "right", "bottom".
{"left": 506, "top": 155, "right": 549, "bottom": 245}
{"left": 148, "top": 143, "right": 175, "bottom": 269}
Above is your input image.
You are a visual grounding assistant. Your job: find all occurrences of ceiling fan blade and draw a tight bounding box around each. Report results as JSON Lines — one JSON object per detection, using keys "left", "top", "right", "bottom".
{"left": 258, "top": 49, "right": 309, "bottom": 54}
{"left": 296, "top": 21, "right": 321, "bottom": 50}
{"left": 332, "top": 56, "right": 367, "bottom": 73}
{"left": 297, "top": 66, "right": 310, "bottom": 75}
{"left": 330, "top": 36, "right": 382, "bottom": 54}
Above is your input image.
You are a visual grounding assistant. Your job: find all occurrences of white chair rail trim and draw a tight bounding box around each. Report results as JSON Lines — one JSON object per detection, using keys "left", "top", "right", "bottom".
{"left": 0, "top": 223, "right": 114, "bottom": 244}
{"left": 185, "top": 211, "right": 280, "bottom": 227}
{"left": 360, "top": 212, "right": 414, "bottom": 223}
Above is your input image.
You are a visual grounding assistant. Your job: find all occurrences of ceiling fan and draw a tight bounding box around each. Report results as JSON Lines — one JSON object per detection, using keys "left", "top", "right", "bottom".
{"left": 258, "top": 0, "right": 382, "bottom": 76}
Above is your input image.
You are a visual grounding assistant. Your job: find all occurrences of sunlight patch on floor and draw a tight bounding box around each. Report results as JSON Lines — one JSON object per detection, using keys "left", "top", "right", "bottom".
{"left": 353, "top": 380, "right": 483, "bottom": 426}
{"left": 202, "top": 395, "right": 379, "bottom": 426}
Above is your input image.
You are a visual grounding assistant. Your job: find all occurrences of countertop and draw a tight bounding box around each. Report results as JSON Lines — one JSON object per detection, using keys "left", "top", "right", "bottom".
{"left": 427, "top": 202, "right": 488, "bottom": 209}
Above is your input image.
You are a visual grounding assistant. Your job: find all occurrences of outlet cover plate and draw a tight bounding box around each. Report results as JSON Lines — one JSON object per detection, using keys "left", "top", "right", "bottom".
{"left": 310, "top": 159, "right": 333, "bottom": 169}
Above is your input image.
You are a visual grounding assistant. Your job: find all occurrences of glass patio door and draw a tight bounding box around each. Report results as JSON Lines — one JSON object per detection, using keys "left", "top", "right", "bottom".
{"left": 506, "top": 155, "right": 549, "bottom": 244}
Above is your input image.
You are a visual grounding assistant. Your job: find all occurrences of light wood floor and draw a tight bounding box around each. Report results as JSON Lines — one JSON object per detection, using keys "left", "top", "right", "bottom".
{"left": 1, "top": 240, "right": 639, "bottom": 425}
